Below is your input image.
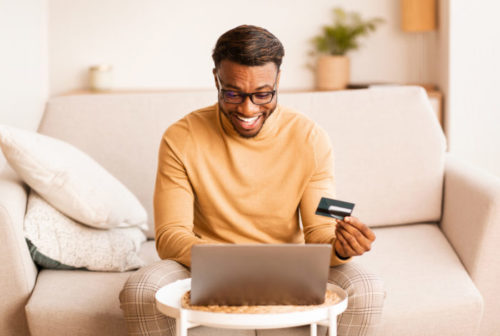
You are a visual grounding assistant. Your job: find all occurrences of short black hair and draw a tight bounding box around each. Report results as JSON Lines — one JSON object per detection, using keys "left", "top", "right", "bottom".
{"left": 212, "top": 25, "right": 285, "bottom": 69}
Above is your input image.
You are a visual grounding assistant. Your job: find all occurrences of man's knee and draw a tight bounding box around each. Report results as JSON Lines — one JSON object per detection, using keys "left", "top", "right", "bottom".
{"left": 329, "top": 262, "right": 386, "bottom": 310}
{"left": 119, "top": 260, "right": 190, "bottom": 335}
{"left": 119, "top": 259, "right": 190, "bottom": 312}
{"left": 331, "top": 263, "right": 385, "bottom": 335}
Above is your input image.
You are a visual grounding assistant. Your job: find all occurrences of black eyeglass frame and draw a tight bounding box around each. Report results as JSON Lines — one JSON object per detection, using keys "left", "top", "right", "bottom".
{"left": 216, "top": 73, "right": 278, "bottom": 105}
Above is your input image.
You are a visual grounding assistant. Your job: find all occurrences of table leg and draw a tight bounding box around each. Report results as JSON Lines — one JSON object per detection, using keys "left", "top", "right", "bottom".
{"left": 310, "top": 322, "right": 317, "bottom": 336}
{"left": 328, "top": 308, "right": 336, "bottom": 336}
{"left": 176, "top": 309, "right": 188, "bottom": 336}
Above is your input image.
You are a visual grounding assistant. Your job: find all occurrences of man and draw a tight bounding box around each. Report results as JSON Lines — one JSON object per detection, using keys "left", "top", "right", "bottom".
{"left": 120, "top": 25, "right": 385, "bottom": 336}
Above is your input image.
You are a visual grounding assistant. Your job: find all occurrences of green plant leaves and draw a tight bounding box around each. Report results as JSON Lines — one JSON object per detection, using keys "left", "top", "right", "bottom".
{"left": 311, "top": 8, "right": 384, "bottom": 56}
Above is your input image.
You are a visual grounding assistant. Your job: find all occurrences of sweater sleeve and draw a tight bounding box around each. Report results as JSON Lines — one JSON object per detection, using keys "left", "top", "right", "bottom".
{"left": 154, "top": 121, "right": 209, "bottom": 267}
{"left": 299, "top": 126, "right": 351, "bottom": 266}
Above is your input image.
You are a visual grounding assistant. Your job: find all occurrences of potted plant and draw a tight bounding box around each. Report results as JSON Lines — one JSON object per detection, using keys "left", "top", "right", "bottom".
{"left": 311, "top": 8, "right": 384, "bottom": 90}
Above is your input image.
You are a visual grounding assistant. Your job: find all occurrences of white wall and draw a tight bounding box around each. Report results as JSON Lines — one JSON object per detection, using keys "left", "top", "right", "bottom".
{"left": 5, "top": 0, "right": 499, "bottom": 178}
{"left": 447, "top": 2, "right": 500, "bottom": 177}
{"left": 48, "top": 0, "right": 437, "bottom": 96}
{"left": 0, "top": 0, "right": 49, "bottom": 130}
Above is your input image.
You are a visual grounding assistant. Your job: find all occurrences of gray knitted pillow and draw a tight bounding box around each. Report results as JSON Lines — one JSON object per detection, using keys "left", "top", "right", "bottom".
{"left": 24, "top": 191, "right": 146, "bottom": 272}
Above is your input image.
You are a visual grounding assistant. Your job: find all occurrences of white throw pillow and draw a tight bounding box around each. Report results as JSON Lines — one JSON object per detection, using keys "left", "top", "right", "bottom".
{"left": 25, "top": 191, "right": 146, "bottom": 272}
{"left": 0, "top": 125, "right": 147, "bottom": 230}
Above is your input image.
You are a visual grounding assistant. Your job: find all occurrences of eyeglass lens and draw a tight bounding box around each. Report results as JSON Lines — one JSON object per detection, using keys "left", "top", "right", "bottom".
{"left": 222, "top": 91, "right": 274, "bottom": 105}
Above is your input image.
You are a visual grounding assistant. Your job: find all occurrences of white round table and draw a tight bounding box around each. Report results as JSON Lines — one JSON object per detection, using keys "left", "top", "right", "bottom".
{"left": 155, "top": 278, "right": 348, "bottom": 336}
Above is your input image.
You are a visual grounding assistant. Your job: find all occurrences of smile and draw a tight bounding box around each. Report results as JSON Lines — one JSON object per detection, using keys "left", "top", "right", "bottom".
{"left": 235, "top": 114, "right": 260, "bottom": 123}
{"left": 232, "top": 113, "right": 263, "bottom": 131}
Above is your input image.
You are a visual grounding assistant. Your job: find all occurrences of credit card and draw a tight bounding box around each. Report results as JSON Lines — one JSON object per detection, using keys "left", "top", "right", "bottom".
{"left": 315, "top": 197, "right": 355, "bottom": 220}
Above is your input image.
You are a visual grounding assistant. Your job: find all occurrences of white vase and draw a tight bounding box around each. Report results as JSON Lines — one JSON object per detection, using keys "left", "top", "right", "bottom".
{"left": 89, "top": 64, "right": 113, "bottom": 91}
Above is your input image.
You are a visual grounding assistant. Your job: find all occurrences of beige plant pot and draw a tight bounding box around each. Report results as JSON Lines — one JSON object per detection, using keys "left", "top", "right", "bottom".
{"left": 315, "top": 55, "right": 350, "bottom": 91}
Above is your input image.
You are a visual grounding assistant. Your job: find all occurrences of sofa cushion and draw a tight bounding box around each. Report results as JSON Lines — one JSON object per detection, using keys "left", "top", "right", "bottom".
{"left": 25, "top": 241, "right": 155, "bottom": 336}
{"left": 359, "top": 223, "right": 483, "bottom": 336}
{"left": 25, "top": 191, "right": 146, "bottom": 272}
{"left": 25, "top": 269, "right": 131, "bottom": 336}
{"left": 280, "top": 87, "right": 447, "bottom": 227}
{"left": 0, "top": 125, "right": 147, "bottom": 230}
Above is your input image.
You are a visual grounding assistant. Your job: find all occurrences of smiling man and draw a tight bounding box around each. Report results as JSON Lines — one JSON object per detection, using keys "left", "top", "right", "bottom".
{"left": 120, "top": 25, "right": 385, "bottom": 336}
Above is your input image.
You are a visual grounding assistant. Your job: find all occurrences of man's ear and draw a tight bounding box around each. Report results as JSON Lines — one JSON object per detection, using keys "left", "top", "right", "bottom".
{"left": 276, "top": 70, "right": 281, "bottom": 91}
{"left": 212, "top": 68, "right": 219, "bottom": 90}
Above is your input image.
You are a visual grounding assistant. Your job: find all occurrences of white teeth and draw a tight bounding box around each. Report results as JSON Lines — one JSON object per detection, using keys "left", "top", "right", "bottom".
{"left": 236, "top": 115, "right": 259, "bottom": 123}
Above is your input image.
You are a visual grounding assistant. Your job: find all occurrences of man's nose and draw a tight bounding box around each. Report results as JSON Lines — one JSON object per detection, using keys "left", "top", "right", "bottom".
{"left": 238, "top": 96, "right": 259, "bottom": 116}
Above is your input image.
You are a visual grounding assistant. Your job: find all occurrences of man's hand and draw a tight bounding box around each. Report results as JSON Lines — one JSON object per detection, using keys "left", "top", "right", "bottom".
{"left": 334, "top": 216, "right": 376, "bottom": 259}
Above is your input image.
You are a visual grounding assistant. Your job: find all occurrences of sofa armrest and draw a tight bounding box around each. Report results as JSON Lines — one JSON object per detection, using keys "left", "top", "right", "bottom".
{"left": 0, "top": 163, "right": 37, "bottom": 336}
{"left": 441, "top": 154, "right": 500, "bottom": 335}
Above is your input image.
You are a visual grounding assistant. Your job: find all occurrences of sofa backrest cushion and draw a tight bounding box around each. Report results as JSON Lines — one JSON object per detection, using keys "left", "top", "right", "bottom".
{"left": 40, "top": 91, "right": 217, "bottom": 238}
{"left": 280, "top": 87, "right": 446, "bottom": 227}
{"left": 40, "top": 87, "right": 446, "bottom": 237}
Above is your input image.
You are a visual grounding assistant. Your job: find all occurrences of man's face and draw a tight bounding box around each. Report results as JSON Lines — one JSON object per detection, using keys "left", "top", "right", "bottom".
{"left": 214, "top": 60, "right": 280, "bottom": 138}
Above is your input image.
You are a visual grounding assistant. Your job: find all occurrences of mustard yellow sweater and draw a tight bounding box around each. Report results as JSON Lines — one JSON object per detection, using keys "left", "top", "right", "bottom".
{"left": 154, "top": 103, "right": 350, "bottom": 267}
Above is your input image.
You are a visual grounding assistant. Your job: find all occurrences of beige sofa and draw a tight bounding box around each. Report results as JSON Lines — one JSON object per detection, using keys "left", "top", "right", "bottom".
{"left": 1, "top": 87, "right": 499, "bottom": 336}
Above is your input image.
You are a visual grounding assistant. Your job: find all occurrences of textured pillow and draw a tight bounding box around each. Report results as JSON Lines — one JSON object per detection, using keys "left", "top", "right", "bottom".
{"left": 0, "top": 124, "right": 147, "bottom": 230}
{"left": 24, "top": 191, "right": 146, "bottom": 272}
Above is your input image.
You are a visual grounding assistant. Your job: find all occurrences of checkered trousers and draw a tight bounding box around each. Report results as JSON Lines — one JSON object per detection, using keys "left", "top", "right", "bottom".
{"left": 119, "top": 260, "right": 385, "bottom": 336}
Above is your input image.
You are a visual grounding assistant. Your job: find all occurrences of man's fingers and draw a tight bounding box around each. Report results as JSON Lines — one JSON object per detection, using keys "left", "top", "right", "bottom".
{"left": 335, "top": 232, "right": 355, "bottom": 257}
{"left": 334, "top": 238, "right": 349, "bottom": 259}
{"left": 336, "top": 228, "right": 365, "bottom": 256}
{"left": 340, "top": 217, "right": 376, "bottom": 241}
{"left": 337, "top": 221, "right": 373, "bottom": 252}
{"left": 344, "top": 217, "right": 376, "bottom": 240}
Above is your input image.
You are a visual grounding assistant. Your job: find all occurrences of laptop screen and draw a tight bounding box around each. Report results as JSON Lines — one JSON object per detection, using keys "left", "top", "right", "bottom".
{"left": 190, "top": 244, "right": 331, "bottom": 306}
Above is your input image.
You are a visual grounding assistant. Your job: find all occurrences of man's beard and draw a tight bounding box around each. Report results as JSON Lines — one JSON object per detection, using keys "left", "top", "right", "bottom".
{"left": 219, "top": 102, "right": 277, "bottom": 139}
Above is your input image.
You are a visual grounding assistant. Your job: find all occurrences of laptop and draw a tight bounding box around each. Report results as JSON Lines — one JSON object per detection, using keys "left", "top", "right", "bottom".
{"left": 190, "top": 244, "right": 332, "bottom": 306}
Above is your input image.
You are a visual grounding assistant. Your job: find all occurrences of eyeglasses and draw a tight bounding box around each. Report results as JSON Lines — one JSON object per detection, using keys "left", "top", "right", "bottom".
{"left": 216, "top": 73, "right": 277, "bottom": 105}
